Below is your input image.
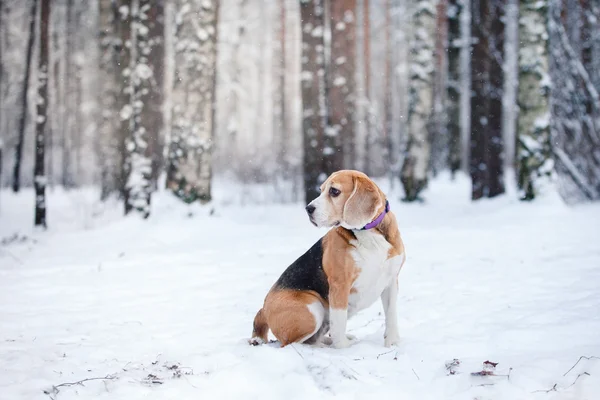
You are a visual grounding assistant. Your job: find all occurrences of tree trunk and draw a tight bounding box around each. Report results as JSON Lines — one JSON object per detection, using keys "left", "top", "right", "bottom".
{"left": 401, "top": 0, "right": 436, "bottom": 202}
{"left": 548, "top": 0, "right": 600, "bottom": 202}
{"left": 124, "top": 0, "right": 160, "bottom": 218}
{"left": 167, "top": 0, "right": 219, "bottom": 204}
{"left": 116, "top": 0, "right": 132, "bottom": 207}
{"left": 99, "top": 0, "right": 120, "bottom": 200}
{"left": 35, "top": 0, "right": 50, "bottom": 228}
{"left": 329, "top": 0, "right": 357, "bottom": 170}
{"left": 362, "top": 0, "right": 371, "bottom": 175}
{"left": 382, "top": 0, "right": 392, "bottom": 171}
{"left": 63, "top": 0, "right": 75, "bottom": 188}
{"left": 146, "top": 2, "right": 165, "bottom": 190}
{"left": 431, "top": 0, "right": 448, "bottom": 176}
{"left": 300, "top": 0, "right": 328, "bottom": 203}
{"left": 517, "top": 0, "right": 551, "bottom": 200}
{"left": 487, "top": 0, "right": 505, "bottom": 197}
{"left": 470, "top": 0, "right": 505, "bottom": 200}
{"left": 12, "top": 0, "right": 38, "bottom": 193}
{"left": 447, "top": 0, "right": 462, "bottom": 176}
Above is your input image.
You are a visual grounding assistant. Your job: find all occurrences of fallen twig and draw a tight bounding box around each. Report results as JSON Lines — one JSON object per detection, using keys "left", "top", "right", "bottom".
{"left": 289, "top": 344, "right": 304, "bottom": 359}
{"left": 412, "top": 368, "right": 420, "bottom": 381}
{"left": 565, "top": 372, "right": 590, "bottom": 389}
{"left": 376, "top": 349, "right": 394, "bottom": 360}
{"left": 563, "top": 356, "right": 599, "bottom": 376}
{"left": 43, "top": 375, "right": 117, "bottom": 399}
{"left": 532, "top": 383, "right": 558, "bottom": 394}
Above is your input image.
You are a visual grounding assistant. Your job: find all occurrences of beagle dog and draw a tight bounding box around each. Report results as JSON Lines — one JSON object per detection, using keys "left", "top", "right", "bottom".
{"left": 250, "top": 170, "right": 406, "bottom": 348}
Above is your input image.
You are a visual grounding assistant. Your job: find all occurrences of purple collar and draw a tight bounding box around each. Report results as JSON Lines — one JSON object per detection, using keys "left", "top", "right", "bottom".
{"left": 361, "top": 200, "right": 390, "bottom": 230}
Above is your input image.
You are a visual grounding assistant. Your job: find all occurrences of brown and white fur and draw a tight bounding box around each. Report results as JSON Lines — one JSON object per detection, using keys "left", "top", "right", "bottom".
{"left": 250, "top": 170, "right": 406, "bottom": 348}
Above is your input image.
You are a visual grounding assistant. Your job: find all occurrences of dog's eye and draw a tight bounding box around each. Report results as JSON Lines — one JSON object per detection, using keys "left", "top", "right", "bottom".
{"left": 329, "top": 187, "right": 341, "bottom": 197}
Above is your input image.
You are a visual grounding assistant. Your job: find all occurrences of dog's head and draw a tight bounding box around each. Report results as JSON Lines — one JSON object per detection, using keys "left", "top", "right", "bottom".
{"left": 305, "top": 170, "right": 385, "bottom": 230}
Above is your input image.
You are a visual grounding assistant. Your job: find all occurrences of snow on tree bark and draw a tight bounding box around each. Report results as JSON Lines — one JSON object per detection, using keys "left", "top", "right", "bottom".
{"left": 328, "top": 0, "right": 357, "bottom": 170}
{"left": 116, "top": 0, "right": 132, "bottom": 203}
{"left": 123, "top": 0, "right": 158, "bottom": 218}
{"left": 12, "top": 0, "right": 37, "bottom": 193}
{"left": 167, "top": 0, "right": 219, "bottom": 204}
{"left": 548, "top": 0, "right": 600, "bottom": 202}
{"left": 300, "top": 0, "right": 329, "bottom": 203}
{"left": 470, "top": 0, "right": 505, "bottom": 200}
{"left": 35, "top": 0, "right": 50, "bottom": 228}
{"left": 517, "top": 0, "right": 552, "bottom": 201}
{"left": 401, "top": 0, "right": 436, "bottom": 201}
{"left": 446, "top": 0, "right": 462, "bottom": 176}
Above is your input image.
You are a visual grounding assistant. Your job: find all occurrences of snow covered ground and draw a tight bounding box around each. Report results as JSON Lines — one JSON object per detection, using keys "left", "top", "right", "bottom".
{"left": 1, "top": 174, "right": 600, "bottom": 400}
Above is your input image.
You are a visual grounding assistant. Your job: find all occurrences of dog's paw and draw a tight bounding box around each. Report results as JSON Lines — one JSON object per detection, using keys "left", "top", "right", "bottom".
{"left": 332, "top": 335, "right": 358, "bottom": 349}
{"left": 384, "top": 332, "right": 400, "bottom": 347}
{"left": 248, "top": 337, "right": 265, "bottom": 346}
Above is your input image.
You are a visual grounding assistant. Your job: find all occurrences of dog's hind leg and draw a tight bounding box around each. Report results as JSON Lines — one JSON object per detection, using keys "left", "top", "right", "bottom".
{"left": 249, "top": 308, "right": 269, "bottom": 345}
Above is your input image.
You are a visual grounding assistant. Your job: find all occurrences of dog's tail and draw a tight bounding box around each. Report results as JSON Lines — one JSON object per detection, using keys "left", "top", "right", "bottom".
{"left": 249, "top": 308, "right": 269, "bottom": 345}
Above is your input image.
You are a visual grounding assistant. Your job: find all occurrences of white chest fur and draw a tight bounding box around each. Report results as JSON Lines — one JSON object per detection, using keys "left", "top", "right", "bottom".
{"left": 347, "top": 230, "right": 404, "bottom": 316}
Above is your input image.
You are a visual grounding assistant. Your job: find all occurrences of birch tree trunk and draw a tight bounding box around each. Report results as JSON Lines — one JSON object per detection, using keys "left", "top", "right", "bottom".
{"left": 328, "top": 0, "right": 357, "bottom": 170}
{"left": 401, "top": 0, "right": 436, "bottom": 201}
{"left": 12, "top": 0, "right": 37, "bottom": 193}
{"left": 35, "top": 0, "right": 50, "bottom": 228}
{"left": 167, "top": 0, "right": 219, "bottom": 204}
{"left": 300, "top": 0, "right": 328, "bottom": 203}
{"left": 447, "top": 0, "right": 462, "bottom": 176}
{"left": 517, "top": 0, "right": 552, "bottom": 200}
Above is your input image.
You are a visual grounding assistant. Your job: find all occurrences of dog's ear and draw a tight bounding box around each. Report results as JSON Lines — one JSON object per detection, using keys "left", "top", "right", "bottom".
{"left": 343, "top": 176, "right": 382, "bottom": 229}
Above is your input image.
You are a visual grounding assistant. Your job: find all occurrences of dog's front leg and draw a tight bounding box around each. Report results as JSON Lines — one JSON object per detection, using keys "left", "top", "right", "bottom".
{"left": 328, "top": 283, "right": 355, "bottom": 348}
{"left": 381, "top": 278, "right": 400, "bottom": 347}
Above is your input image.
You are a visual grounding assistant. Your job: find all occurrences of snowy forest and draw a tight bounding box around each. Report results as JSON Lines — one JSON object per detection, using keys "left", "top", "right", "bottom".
{"left": 0, "top": 0, "right": 599, "bottom": 225}
{"left": 1, "top": 1, "right": 600, "bottom": 399}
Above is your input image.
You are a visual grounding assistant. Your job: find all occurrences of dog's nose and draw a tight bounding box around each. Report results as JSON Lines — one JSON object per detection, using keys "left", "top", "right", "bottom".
{"left": 305, "top": 204, "right": 316, "bottom": 215}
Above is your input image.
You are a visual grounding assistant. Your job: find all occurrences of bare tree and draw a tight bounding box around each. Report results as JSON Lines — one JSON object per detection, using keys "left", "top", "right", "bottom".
{"left": 328, "top": 0, "right": 357, "bottom": 170}
{"left": 470, "top": 0, "right": 505, "bottom": 200}
{"left": 145, "top": 2, "right": 165, "bottom": 190}
{"left": 123, "top": 0, "right": 159, "bottom": 217}
{"left": 116, "top": 0, "right": 132, "bottom": 205}
{"left": 300, "top": 0, "right": 328, "bottom": 202}
{"left": 548, "top": 0, "right": 600, "bottom": 201}
{"left": 35, "top": 0, "right": 51, "bottom": 228}
{"left": 12, "top": 0, "right": 38, "bottom": 193}
{"left": 382, "top": 0, "right": 392, "bottom": 172}
{"left": 447, "top": 0, "right": 462, "bottom": 176}
{"left": 98, "top": 0, "right": 120, "bottom": 200}
{"left": 517, "top": 0, "right": 552, "bottom": 200}
{"left": 362, "top": 0, "right": 372, "bottom": 175}
{"left": 167, "top": 0, "right": 219, "bottom": 203}
{"left": 401, "top": 0, "right": 436, "bottom": 201}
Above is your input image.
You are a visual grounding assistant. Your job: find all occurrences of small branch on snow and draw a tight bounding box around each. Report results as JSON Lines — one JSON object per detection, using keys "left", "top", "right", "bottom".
{"left": 565, "top": 372, "right": 590, "bottom": 389}
{"left": 532, "top": 383, "right": 557, "bottom": 394}
{"left": 44, "top": 375, "right": 117, "bottom": 398}
{"left": 376, "top": 349, "right": 395, "bottom": 359}
{"left": 531, "top": 372, "right": 592, "bottom": 394}
{"left": 289, "top": 344, "right": 304, "bottom": 360}
{"left": 412, "top": 368, "right": 420, "bottom": 381}
{"left": 563, "top": 355, "right": 599, "bottom": 376}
